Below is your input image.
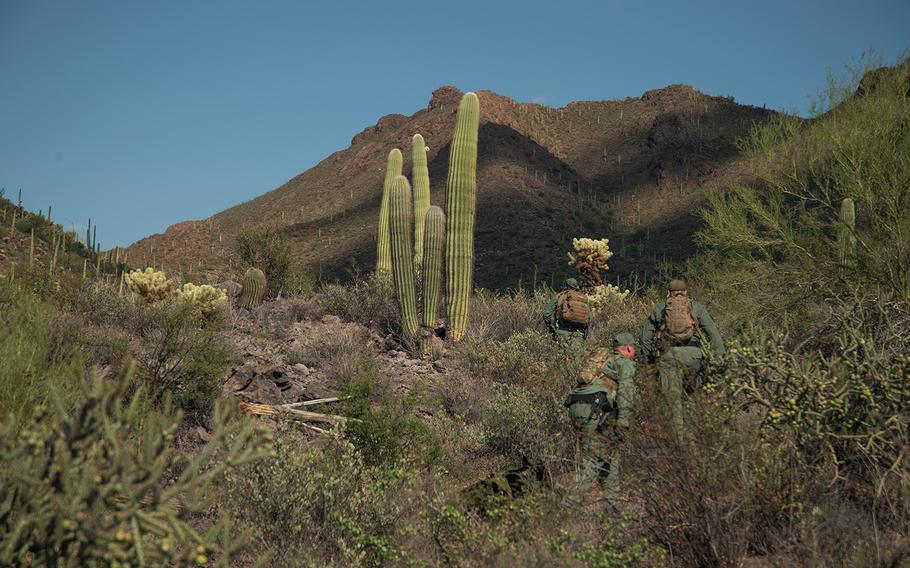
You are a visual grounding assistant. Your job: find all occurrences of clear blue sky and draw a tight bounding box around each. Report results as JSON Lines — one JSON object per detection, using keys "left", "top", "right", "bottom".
{"left": 2, "top": 1, "right": 908, "bottom": 248}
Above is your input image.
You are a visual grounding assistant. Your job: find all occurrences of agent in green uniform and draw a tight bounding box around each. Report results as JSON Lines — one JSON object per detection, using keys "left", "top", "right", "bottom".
{"left": 543, "top": 278, "right": 592, "bottom": 354}
{"left": 640, "top": 279, "right": 724, "bottom": 445}
{"left": 563, "top": 332, "right": 638, "bottom": 508}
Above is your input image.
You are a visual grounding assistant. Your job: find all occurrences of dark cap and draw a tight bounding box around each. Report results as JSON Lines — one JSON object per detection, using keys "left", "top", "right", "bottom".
{"left": 613, "top": 332, "right": 637, "bottom": 348}
{"left": 667, "top": 279, "right": 687, "bottom": 292}
{"left": 565, "top": 278, "right": 580, "bottom": 290}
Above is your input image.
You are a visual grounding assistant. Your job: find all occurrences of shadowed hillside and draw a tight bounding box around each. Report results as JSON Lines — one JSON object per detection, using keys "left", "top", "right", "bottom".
{"left": 125, "top": 85, "right": 777, "bottom": 288}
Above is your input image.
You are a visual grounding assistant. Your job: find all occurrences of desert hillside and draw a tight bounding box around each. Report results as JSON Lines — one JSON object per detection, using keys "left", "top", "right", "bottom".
{"left": 125, "top": 84, "right": 776, "bottom": 288}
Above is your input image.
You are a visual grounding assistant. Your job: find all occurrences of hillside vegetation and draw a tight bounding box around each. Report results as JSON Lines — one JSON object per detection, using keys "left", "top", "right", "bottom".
{"left": 1, "top": 57, "right": 908, "bottom": 567}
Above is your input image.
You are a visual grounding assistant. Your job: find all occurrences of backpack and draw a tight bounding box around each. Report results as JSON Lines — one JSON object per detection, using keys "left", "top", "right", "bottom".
{"left": 559, "top": 289, "right": 590, "bottom": 326}
{"left": 662, "top": 291, "right": 698, "bottom": 344}
{"left": 578, "top": 347, "right": 618, "bottom": 392}
{"left": 564, "top": 380, "right": 615, "bottom": 429}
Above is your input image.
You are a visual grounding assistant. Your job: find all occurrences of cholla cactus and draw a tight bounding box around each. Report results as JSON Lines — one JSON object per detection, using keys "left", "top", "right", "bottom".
{"left": 587, "top": 283, "right": 630, "bottom": 312}
{"left": 0, "top": 367, "right": 270, "bottom": 566}
{"left": 124, "top": 267, "right": 172, "bottom": 303}
{"left": 567, "top": 237, "right": 614, "bottom": 293}
{"left": 176, "top": 283, "right": 228, "bottom": 315}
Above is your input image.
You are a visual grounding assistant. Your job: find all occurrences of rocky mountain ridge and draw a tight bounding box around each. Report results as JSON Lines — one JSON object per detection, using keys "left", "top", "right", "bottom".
{"left": 125, "top": 83, "right": 777, "bottom": 289}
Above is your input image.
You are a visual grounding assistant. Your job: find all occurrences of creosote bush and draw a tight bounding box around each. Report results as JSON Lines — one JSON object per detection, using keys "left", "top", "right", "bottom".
{"left": 339, "top": 359, "right": 441, "bottom": 469}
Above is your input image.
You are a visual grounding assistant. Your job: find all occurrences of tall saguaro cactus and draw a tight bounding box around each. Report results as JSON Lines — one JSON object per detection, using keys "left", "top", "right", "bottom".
{"left": 421, "top": 206, "right": 445, "bottom": 353}
{"left": 389, "top": 176, "right": 419, "bottom": 339}
{"left": 376, "top": 149, "right": 403, "bottom": 277}
{"left": 411, "top": 134, "right": 431, "bottom": 270}
{"left": 838, "top": 197, "right": 857, "bottom": 269}
{"left": 445, "top": 92, "right": 480, "bottom": 341}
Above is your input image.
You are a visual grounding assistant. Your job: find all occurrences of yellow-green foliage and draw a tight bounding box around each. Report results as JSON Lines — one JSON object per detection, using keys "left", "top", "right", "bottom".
{"left": 696, "top": 57, "right": 910, "bottom": 326}
{"left": 567, "top": 237, "right": 614, "bottom": 271}
{"left": 587, "top": 283, "right": 630, "bottom": 312}
{"left": 124, "top": 267, "right": 172, "bottom": 303}
{"left": 176, "top": 282, "right": 227, "bottom": 315}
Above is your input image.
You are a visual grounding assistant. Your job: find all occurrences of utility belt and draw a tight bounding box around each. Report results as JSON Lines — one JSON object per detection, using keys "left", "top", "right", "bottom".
{"left": 564, "top": 390, "right": 618, "bottom": 431}
{"left": 658, "top": 331, "right": 702, "bottom": 353}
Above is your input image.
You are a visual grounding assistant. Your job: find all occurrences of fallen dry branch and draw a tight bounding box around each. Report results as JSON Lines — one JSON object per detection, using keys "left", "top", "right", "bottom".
{"left": 282, "top": 396, "right": 343, "bottom": 408}
{"left": 238, "top": 401, "right": 353, "bottom": 425}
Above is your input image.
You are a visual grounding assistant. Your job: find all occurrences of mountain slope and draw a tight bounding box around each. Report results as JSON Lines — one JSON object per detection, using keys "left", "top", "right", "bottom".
{"left": 125, "top": 84, "right": 777, "bottom": 289}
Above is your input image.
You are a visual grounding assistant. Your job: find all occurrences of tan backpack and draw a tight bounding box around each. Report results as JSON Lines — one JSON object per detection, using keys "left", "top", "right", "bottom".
{"left": 577, "top": 347, "right": 618, "bottom": 394}
{"left": 663, "top": 291, "right": 698, "bottom": 344}
{"left": 559, "top": 289, "right": 590, "bottom": 326}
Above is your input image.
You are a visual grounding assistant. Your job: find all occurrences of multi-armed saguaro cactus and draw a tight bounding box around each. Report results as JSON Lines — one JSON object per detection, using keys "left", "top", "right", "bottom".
{"left": 389, "top": 176, "right": 419, "bottom": 339}
{"left": 411, "top": 134, "right": 431, "bottom": 271}
{"left": 445, "top": 92, "right": 480, "bottom": 342}
{"left": 421, "top": 206, "right": 445, "bottom": 352}
{"left": 240, "top": 267, "right": 267, "bottom": 308}
{"left": 376, "top": 149, "right": 403, "bottom": 277}
{"left": 838, "top": 197, "right": 857, "bottom": 269}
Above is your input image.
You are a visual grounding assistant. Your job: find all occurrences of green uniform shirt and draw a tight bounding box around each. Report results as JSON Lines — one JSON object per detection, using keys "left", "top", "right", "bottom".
{"left": 602, "top": 355, "right": 637, "bottom": 429}
{"left": 640, "top": 298, "right": 725, "bottom": 359}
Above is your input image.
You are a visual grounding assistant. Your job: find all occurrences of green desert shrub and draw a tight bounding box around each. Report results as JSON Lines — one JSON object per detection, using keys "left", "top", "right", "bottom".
{"left": 477, "top": 381, "right": 570, "bottom": 471}
{"left": 339, "top": 360, "right": 441, "bottom": 469}
{"left": 0, "top": 283, "right": 83, "bottom": 427}
{"left": 461, "top": 328, "right": 568, "bottom": 387}
{"left": 220, "top": 431, "right": 429, "bottom": 567}
{"left": 134, "top": 300, "right": 231, "bottom": 421}
{"left": 0, "top": 367, "right": 270, "bottom": 567}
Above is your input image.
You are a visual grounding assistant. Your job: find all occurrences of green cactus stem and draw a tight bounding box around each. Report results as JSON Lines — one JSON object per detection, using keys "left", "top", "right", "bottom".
{"left": 445, "top": 92, "right": 480, "bottom": 342}
{"left": 240, "top": 268, "right": 267, "bottom": 308}
{"left": 838, "top": 197, "right": 857, "bottom": 269}
{"left": 420, "top": 206, "right": 445, "bottom": 354}
{"left": 376, "top": 148, "right": 403, "bottom": 277}
{"left": 411, "top": 134, "right": 431, "bottom": 270}
{"left": 389, "top": 175, "right": 419, "bottom": 340}
{"left": 49, "top": 237, "right": 59, "bottom": 278}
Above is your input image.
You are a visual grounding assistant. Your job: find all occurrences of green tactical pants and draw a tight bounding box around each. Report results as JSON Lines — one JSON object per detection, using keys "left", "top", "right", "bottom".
{"left": 564, "top": 427, "right": 620, "bottom": 508}
{"left": 658, "top": 346, "right": 703, "bottom": 446}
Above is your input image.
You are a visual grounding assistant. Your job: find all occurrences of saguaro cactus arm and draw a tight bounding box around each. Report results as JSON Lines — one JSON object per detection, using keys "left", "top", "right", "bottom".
{"left": 377, "top": 148, "right": 403, "bottom": 277}
{"left": 389, "top": 176, "right": 419, "bottom": 339}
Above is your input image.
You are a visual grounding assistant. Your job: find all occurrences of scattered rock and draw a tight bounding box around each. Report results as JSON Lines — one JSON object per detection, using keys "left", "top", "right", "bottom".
{"left": 321, "top": 314, "right": 342, "bottom": 325}
{"left": 196, "top": 426, "right": 212, "bottom": 443}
